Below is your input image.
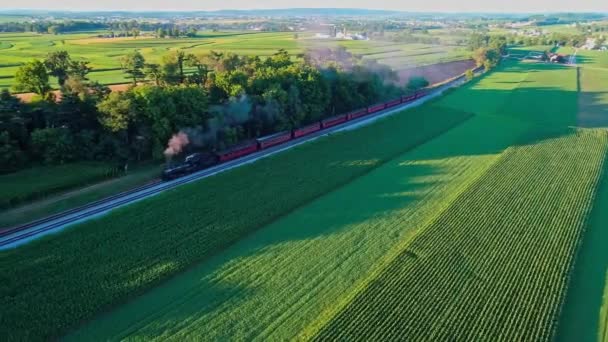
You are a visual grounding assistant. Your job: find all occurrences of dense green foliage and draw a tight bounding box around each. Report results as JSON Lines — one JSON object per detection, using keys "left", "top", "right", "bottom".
{"left": 0, "top": 103, "right": 472, "bottom": 341}
{"left": 1, "top": 47, "right": 404, "bottom": 173}
{"left": 0, "top": 162, "right": 117, "bottom": 209}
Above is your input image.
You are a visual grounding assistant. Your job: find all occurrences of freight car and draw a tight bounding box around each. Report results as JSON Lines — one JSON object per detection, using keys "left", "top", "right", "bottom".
{"left": 162, "top": 88, "right": 431, "bottom": 181}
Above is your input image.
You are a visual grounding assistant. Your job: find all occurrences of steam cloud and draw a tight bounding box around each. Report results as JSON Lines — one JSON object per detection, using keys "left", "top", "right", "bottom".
{"left": 164, "top": 132, "right": 190, "bottom": 158}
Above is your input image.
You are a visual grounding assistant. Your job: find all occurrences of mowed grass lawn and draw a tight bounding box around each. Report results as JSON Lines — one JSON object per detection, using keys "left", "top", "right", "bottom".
{"left": 66, "top": 62, "right": 603, "bottom": 341}
{"left": 0, "top": 31, "right": 469, "bottom": 89}
{"left": 0, "top": 162, "right": 116, "bottom": 210}
{"left": 0, "top": 99, "right": 472, "bottom": 340}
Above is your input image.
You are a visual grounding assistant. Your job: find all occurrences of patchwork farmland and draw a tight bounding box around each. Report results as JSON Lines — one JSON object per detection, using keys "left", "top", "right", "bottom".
{"left": 3, "top": 49, "right": 608, "bottom": 342}
{"left": 0, "top": 31, "right": 471, "bottom": 90}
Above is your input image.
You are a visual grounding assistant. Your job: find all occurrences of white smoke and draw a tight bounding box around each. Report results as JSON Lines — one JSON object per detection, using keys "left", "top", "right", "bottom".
{"left": 164, "top": 132, "right": 190, "bottom": 158}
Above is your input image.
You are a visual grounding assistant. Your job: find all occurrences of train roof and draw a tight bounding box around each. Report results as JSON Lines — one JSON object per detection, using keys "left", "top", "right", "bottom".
{"left": 217, "top": 140, "right": 257, "bottom": 154}
{"left": 256, "top": 130, "right": 291, "bottom": 142}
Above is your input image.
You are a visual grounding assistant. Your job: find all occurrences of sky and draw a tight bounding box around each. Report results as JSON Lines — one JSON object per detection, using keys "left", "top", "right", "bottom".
{"left": 0, "top": 0, "right": 606, "bottom": 13}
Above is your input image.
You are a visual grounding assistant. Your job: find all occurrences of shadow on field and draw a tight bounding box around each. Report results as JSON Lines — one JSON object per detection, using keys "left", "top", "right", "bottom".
{"left": 556, "top": 157, "right": 608, "bottom": 342}
{"left": 578, "top": 91, "right": 608, "bottom": 128}
{"left": 71, "top": 160, "right": 446, "bottom": 339}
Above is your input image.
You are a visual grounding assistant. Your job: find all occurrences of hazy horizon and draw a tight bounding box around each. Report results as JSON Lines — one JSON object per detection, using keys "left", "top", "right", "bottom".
{"left": 0, "top": 0, "right": 606, "bottom": 13}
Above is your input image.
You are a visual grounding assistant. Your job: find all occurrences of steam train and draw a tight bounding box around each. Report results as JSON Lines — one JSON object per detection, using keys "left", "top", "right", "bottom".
{"left": 162, "top": 91, "right": 428, "bottom": 181}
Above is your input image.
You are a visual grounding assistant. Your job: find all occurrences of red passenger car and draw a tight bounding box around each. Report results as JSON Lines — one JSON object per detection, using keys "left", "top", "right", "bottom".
{"left": 293, "top": 122, "right": 321, "bottom": 138}
{"left": 347, "top": 108, "right": 368, "bottom": 120}
{"left": 216, "top": 141, "right": 259, "bottom": 162}
{"left": 385, "top": 98, "right": 402, "bottom": 108}
{"left": 367, "top": 103, "right": 386, "bottom": 114}
{"left": 256, "top": 131, "right": 292, "bottom": 150}
{"left": 321, "top": 114, "right": 348, "bottom": 129}
{"left": 401, "top": 94, "right": 417, "bottom": 103}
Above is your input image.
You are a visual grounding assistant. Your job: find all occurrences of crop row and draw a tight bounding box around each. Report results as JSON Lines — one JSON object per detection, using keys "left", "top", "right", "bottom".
{"left": 66, "top": 110, "right": 525, "bottom": 341}
{"left": 314, "top": 128, "right": 608, "bottom": 341}
{"left": 0, "top": 105, "right": 472, "bottom": 341}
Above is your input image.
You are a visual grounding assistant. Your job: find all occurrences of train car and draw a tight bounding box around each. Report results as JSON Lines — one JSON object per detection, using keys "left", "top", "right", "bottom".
{"left": 321, "top": 114, "right": 348, "bottom": 129}
{"left": 385, "top": 98, "right": 402, "bottom": 108}
{"left": 416, "top": 91, "right": 428, "bottom": 99}
{"left": 367, "top": 103, "right": 386, "bottom": 114}
{"left": 293, "top": 122, "right": 321, "bottom": 138}
{"left": 401, "top": 94, "right": 417, "bottom": 103}
{"left": 216, "top": 140, "right": 258, "bottom": 162}
{"left": 347, "top": 108, "right": 368, "bottom": 120}
{"left": 257, "top": 131, "right": 292, "bottom": 150}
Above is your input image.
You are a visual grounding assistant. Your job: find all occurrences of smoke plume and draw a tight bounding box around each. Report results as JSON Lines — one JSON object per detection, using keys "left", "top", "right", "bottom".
{"left": 164, "top": 132, "right": 190, "bottom": 158}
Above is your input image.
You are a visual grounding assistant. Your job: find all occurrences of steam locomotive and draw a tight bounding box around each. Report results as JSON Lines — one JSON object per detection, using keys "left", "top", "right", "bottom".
{"left": 162, "top": 91, "right": 428, "bottom": 181}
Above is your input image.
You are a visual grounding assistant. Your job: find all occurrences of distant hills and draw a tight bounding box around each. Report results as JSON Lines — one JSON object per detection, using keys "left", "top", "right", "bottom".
{"left": 0, "top": 8, "right": 606, "bottom": 20}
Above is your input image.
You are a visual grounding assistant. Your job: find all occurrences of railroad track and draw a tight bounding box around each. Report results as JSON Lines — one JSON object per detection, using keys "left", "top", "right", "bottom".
{"left": 0, "top": 72, "right": 475, "bottom": 250}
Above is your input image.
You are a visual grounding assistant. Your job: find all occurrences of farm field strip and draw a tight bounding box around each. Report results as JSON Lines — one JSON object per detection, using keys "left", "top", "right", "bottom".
{"left": 0, "top": 102, "right": 472, "bottom": 340}
{"left": 556, "top": 49, "right": 608, "bottom": 342}
{"left": 556, "top": 140, "right": 608, "bottom": 342}
{"left": 577, "top": 67, "right": 608, "bottom": 127}
{"left": 314, "top": 128, "right": 608, "bottom": 341}
{"left": 67, "top": 113, "right": 530, "bottom": 341}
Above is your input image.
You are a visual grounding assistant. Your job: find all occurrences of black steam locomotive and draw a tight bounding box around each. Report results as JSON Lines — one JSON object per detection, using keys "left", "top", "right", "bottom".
{"left": 162, "top": 152, "right": 218, "bottom": 181}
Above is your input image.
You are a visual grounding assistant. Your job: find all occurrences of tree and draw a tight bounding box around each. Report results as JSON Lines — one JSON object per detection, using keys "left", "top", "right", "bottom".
{"left": 186, "top": 27, "right": 198, "bottom": 37}
{"left": 144, "top": 63, "right": 163, "bottom": 86}
{"left": 97, "top": 91, "right": 134, "bottom": 133}
{"left": 47, "top": 25, "right": 60, "bottom": 35}
{"left": 406, "top": 76, "right": 429, "bottom": 91}
{"left": 120, "top": 51, "right": 146, "bottom": 84}
{"left": 0, "top": 131, "right": 26, "bottom": 173}
{"left": 185, "top": 54, "right": 209, "bottom": 86}
{"left": 45, "top": 51, "right": 91, "bottom": 87}
{"left": 44, "top": 51, "right": 71, "bottom": 86}
{"left": 465, "top": 69, "right": 474, "bottom": 81}
{"left": 13, "top": 60, "right": 51, "bottom": 97}
{"left": 31, "top": 127, "right": 76, "bottom": 164}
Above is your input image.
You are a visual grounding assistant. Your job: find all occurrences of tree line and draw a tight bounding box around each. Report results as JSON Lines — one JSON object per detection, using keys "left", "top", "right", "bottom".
{"left": 1, "top": 48, "right": 405, "bottom": 173}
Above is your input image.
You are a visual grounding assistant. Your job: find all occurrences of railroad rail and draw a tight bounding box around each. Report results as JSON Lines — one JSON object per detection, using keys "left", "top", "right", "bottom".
{"left": 0, "top": 70, "right": 479, "bottom": 250}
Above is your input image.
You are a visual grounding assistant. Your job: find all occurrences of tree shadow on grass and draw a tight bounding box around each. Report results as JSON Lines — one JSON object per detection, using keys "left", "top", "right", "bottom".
{"left": 556, "top": 158, "right": 608, "bottom": 342}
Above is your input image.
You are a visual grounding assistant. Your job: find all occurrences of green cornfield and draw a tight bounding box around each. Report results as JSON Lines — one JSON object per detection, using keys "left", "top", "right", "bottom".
{"left": 314, "top": 129, "right": 608, "bottom": 341}
{"left": 0, "top": 104, "right": 471, "bottom": 341}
